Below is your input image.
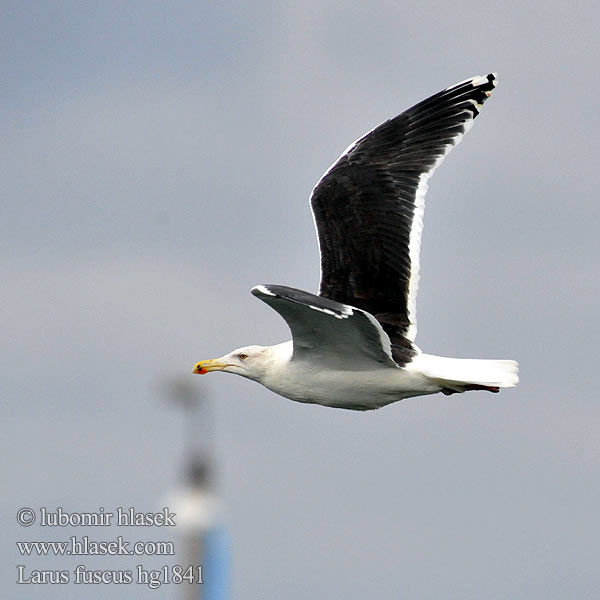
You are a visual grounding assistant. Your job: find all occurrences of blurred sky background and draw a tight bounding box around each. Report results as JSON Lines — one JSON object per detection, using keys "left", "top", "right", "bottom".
{"left": 2, "top": 1, "right": 600, "bottom": 598}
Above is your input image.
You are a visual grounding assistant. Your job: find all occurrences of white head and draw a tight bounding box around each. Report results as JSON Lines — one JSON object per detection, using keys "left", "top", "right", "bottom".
{"left": 192, "top": 345, "right": 273, "bottom": 382}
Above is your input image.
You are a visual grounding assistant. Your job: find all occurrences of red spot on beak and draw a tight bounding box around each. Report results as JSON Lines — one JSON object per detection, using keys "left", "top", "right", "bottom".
{"left": 199, "top": 368, "right": 207, "bottom": 375}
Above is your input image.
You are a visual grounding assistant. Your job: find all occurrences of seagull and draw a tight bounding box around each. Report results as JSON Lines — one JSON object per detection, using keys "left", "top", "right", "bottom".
{"left": 193, "top": 74, "right": 518, "bottom": 410}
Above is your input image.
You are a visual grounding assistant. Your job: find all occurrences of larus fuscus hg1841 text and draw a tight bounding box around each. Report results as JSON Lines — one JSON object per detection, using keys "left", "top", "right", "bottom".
{"left": 193, "top": 74, "right": 518, "bottom": 410}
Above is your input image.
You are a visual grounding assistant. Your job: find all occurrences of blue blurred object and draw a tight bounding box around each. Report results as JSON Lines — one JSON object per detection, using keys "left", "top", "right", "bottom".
{"left": 202, "top": 525, "right": 230, "bottom": 600}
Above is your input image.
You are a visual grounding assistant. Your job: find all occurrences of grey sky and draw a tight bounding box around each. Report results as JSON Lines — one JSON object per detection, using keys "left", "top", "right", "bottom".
{"left": 3, "top": 1, "right": 599, "bottom": 598}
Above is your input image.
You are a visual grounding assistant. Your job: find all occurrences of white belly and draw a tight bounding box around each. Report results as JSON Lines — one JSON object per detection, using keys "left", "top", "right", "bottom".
{"left": 261, "top": 361, "right": 439, "bottom": 410}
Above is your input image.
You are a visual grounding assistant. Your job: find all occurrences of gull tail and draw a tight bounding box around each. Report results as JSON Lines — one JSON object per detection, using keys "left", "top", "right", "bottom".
{"left": 415, "top": 354, "right": 519, "bottom": 393}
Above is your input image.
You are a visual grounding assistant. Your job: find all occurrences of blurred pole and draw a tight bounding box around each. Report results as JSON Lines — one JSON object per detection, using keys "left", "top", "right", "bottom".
{"left": 164, "top": 379, "right": 230, "bottom": 600}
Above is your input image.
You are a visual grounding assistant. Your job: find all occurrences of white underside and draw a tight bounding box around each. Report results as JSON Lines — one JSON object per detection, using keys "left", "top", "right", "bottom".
{"left": 257, "top": 342, "right": 518, "bottom": 410}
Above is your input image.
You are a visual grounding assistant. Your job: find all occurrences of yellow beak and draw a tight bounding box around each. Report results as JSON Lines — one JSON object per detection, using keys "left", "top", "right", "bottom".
{"left": 192, "top": 359, "right": 231, "bottom": 374}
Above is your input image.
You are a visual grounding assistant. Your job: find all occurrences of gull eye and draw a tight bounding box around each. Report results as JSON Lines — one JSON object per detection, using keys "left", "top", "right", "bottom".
{"left": 238, "top": 352, "right": 248, "bottom": 361}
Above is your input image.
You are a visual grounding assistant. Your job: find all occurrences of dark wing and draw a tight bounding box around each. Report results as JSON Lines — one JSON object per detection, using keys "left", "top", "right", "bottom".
{"left": 310, "top": 73, "right": 497, "bottom": 352}
{"left": 251, "top": 285, "right": 402, "bottom": 368}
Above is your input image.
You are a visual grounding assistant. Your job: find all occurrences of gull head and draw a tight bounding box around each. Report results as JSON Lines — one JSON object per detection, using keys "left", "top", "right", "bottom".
{"left": 192, "top": 345, "right": 272, "bottom": 382}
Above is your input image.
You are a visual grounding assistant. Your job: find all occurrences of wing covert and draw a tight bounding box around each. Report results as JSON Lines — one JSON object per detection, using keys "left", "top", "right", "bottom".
{"left": 251, "top": 285, "right": 415, "bottom": 368}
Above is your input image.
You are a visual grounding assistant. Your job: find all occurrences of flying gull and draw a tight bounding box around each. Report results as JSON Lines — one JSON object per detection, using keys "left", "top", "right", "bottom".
{"left": 193, "top": 74, "right": 518, "bottom": 410}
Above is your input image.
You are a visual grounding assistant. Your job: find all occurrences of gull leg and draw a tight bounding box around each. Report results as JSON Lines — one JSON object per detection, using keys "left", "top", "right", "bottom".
{"left": 441, "top": 384, "right": 500, "bottom": 395}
